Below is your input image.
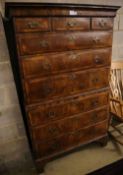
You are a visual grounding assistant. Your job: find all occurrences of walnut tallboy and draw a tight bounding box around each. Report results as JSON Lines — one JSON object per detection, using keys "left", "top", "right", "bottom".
{"left": 5, "top": 3, "right": 120, "bottom": 172}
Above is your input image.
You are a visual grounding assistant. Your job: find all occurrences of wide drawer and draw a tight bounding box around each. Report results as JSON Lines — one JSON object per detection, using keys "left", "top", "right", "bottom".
{"left": 31, "top": 107, "right": 108, "bottom": 141}
{"left": 34, "top": 120, "right": 108, "bottom": 158}
{"left": 52, "top": 17, "right": 90, "bottom": 31}
{"left": 14, "top": 17, "right": 51, "bottom": 32}
{"left": 92, "top": 18, "right": 114, "bottom": 30}
{"left": 21, "top": 48, "right": 111, "bottom": 78}
{"left": 28, "top": 91, "right": 109, "bottom": 126}
{"left": 24, "top": 67, "right": 109, "bottom": 104}
{"left": 17, "top": 31, "right": 112, "bottom": 56}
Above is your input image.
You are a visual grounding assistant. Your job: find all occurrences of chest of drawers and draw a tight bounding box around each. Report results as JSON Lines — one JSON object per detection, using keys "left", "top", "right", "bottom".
{"left": 5, "top": 3, "right": 120, "bottom": 172}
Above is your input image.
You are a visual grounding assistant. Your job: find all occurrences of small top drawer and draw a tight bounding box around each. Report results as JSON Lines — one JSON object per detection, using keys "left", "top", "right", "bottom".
{"left": 14, "top": 17, "right": 51, "bottom": 32}
{"left": 92, "top": 18, "right": 113, "bottom": 30}
{"left": 52, "top": 17, "right": 90, "bottom": 31}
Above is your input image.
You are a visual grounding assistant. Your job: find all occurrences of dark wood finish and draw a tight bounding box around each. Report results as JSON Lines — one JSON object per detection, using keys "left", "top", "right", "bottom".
{"left": 10, "top": 9, "right": 116, "bottom": 18}
{"left": 52, "top": 17, "right": 90, "bottom": 31}
{"left": 5, "top": 2, "right": 120, "bottom": 172}
{"left": 92, "top": 18, "right": 114, "bottom": 30}
{"left": 24, "top": 68, "right": 109, "bottom": 104}
{"left": 14, "top": 17, "right": 51, "bottom": 32}
{"left": 21, "top": 48, "right": 111, "bottom": 78}
{"left": 28, "top": 91, "right": 109, "bottom": 126}
{"left": 17, "top": 31, "right": 112, "bottom": 56}
{"left": 5, "top": 3, "right": 119, "bottom": 17}
{"left": 35, "top": 119, "right": 108, "bottom": 159}
{"left": 31, "top": 107, "right": 108, "bottom": 141}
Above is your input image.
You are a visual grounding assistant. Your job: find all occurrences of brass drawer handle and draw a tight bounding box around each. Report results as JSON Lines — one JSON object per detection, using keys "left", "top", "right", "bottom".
{"left": 69, "top": 73, "right": 76, "bottom": 80}
{"left": 92, "top": 77, "right": 99, "bottom": 83}
{"left": 67, "top": 21, "right": 77, "bottom": 27}
{"left": 94, "top": 56, "right": 103, "bottom": 64}
{"left": 44, "top": 86, "right": 52, "bottom": 94}
{"left": 91, "top": 100, "right": 98, "bottom": 107}
{"left": 48, "top": 127, "right": 58, "bottom": 134}
{"left": 48, "top": 111, "right": 55, "bottom": 118}
{"left": 69, "top": 35, "right": 76, "bottom": 42}
{"left": 28, "top": 22, "right": 40, "bottom": 28}
{"left": 99, "top": 20, "right": 107, "bottom": 28}
{"left": 93, "top": 37, "right": 100, "bottom": 44}
{"left": 40, "top": 40, "right": 49, "bottom": 47}
{"left": 69, "top": 54, "right": 77, "bottom": 60}
{"left": 43, "top": 61, "right": 51, "bottom": 70}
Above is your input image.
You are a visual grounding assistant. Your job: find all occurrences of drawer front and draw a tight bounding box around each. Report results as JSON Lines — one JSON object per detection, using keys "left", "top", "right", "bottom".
{"left": 28, "top": 91, "right": 109, "bottom": 126}
{"left": 17, "top": 32, "right": 112, "bottom": 56}
{"left": 52, "top": 17, "right": 90, "bottom": 31}
{"left": 24, "top": 68, "right": 109, "bottom": 104}
{"left": 14, "top": 17, "right": 51, "bottom": 32}
{"left": 31, "top": 107, "right": 108, "bottom": 141}
{"left": 92, "top": 18, "right": 114, "bottom": 30}
{"left": 21, "top": 48, "right": 111, "bottom": 78}
{"left": 34, "top": 120, "right": 108, "bottom": 158}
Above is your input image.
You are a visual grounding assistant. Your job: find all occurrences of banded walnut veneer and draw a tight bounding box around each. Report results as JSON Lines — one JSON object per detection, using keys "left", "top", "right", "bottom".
{"left": 5, "top": 3, "right": 120, "bottom": 172}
